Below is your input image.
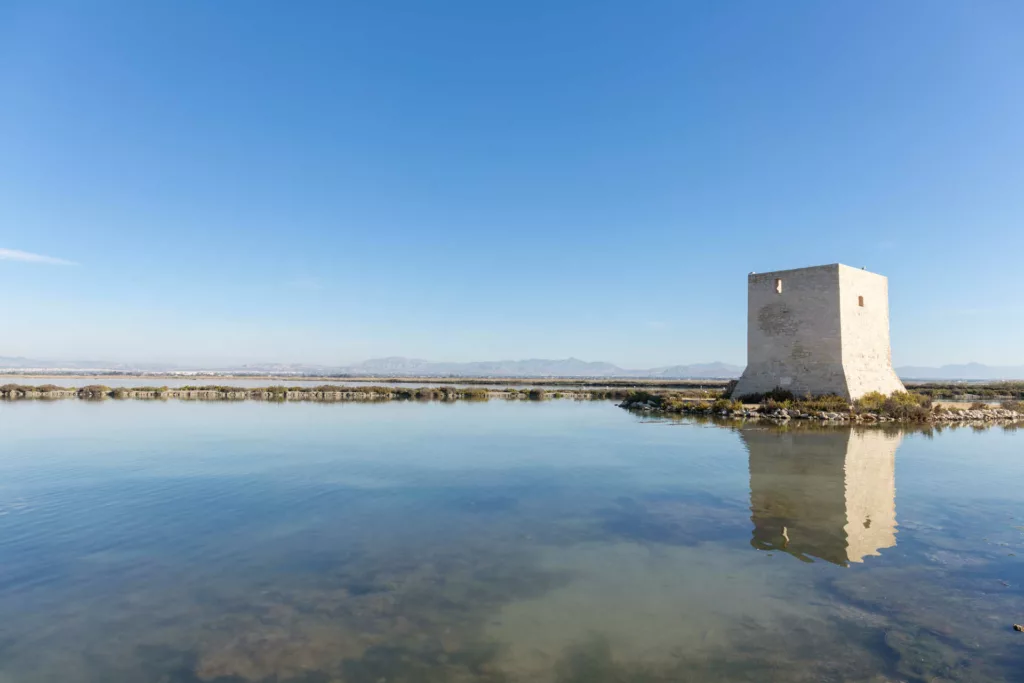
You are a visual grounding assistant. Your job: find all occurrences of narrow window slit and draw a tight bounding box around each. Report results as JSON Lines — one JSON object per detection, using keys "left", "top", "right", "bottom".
{"left": 858, "top": 296, "right": 864, "bottom": 307}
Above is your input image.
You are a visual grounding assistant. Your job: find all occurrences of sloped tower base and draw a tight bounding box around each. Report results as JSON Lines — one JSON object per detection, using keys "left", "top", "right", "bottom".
{"left": 732, "top": 362, "right": 905, "bottom": 401}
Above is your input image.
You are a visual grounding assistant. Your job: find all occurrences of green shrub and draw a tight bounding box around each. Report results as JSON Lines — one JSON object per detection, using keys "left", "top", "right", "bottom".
{"left": 763, "top": 398, "right": 792, "bottom": 412}
{"left": 621, "top": 391, "right": 662, "bottom": 408}
{"left": 796, "top": 394, "right": 849, "bottom": 412}
{"left": 851, "top": 391, "right": 930, "bottom": 421}
{"left": 737, "top": 387, "right": 796, "bottom": 404}
{"left": 711, "top": 398, "right": 743, "bottom": 412}
{"left": 854, "top": 391, "right": 889, "bottom": 413}
{"left": 764, "top": 387, "right": 795, "bottom": 402}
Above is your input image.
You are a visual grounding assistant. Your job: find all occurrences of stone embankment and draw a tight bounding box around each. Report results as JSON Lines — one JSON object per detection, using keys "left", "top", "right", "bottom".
{"left": 624, "top": 400, "right": 1023, "bottom": 424}
{"left": 748, "top": 406, "right": 1021, "bottom": 423}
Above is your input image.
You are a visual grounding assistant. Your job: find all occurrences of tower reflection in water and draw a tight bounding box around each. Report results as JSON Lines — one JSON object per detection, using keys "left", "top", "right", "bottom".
{"left": 742, "top": 428, "right": 901, "bottom": 566}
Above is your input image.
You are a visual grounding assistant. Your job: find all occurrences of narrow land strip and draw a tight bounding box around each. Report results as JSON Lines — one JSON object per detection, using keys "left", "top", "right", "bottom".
{"left": 2, "top": 382, "right": 1022, "bottom": 425}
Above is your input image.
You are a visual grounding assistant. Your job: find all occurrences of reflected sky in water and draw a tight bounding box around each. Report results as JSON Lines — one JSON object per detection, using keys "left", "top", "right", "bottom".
{"left": 0, "top": 400, "right": 1022, "bottom": 682}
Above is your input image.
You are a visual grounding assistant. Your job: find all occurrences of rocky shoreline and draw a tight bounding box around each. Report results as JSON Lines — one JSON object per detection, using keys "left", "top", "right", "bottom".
{"left": 622, "top": 400, "right": 1023, "bottom": 424}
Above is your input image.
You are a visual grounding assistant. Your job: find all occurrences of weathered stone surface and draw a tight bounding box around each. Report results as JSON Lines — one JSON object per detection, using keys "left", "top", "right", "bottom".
{"left": 733, "top": 264, "right": 905, "bottom": 401}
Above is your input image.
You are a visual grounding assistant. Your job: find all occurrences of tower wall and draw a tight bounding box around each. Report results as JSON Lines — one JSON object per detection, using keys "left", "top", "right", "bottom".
{"left": 733, "top": 264, "right": 848, "bottom": 398}
{"left": 837, "top": 265, "right": 906, "bottom": 398}
{"left": 732, "top": 263, "right": 905, "bottom": 401}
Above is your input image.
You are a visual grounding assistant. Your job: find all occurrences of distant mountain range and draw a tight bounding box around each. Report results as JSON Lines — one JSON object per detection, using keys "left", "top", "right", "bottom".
{"left": 2, "top": 355, "right": 1023, "bottom": 380}
{"left": 894, "top": 363, "right": 1024, "bottom": 381}
{"left": 346, "top": 357, "right": 744, "bottom": 378}
{"left": 0, "top": 355, "right": 742, "bottom": 378}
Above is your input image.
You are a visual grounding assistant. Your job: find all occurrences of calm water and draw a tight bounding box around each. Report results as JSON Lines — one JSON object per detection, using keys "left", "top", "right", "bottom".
{"left": 0, "top": 400, "right": 1021, "bottom": 682}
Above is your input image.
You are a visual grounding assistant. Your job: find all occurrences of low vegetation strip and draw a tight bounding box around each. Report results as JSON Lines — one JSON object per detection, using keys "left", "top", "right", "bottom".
{"left": 0, "top": 383, "right": 642, "bottom": 402}
{"left": 906, "top": 381, "right": 1024, "bottom": 401}
{"left": 0, "top": 374, "right": 733, "bottom": 389}
{"left": 619, "top": 387, "right": 1024, "bottom": 424}
{"left": 4, "top": 382, "right": 1019, "bottom": 423}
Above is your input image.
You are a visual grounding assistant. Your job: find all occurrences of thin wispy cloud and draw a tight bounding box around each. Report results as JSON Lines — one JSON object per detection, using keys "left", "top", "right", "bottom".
{"left": 646, "top": 321, "right": 669, "bottom": 330}
{"left": 0, "top": 248, "right": 76, "bottom": 266}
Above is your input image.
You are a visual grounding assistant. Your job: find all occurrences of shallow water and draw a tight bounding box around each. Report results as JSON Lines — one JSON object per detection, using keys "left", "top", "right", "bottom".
{"left": 0, "top": 400, "right": 1021, "bottom": 682}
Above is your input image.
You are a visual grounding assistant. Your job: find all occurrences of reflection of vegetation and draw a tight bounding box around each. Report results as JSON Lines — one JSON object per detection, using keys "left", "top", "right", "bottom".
{"left": 0, "top": 383, "right": 636, "bottom": 404}
{"left": 654, "top": 413, "right": 1024, "bottom": 438}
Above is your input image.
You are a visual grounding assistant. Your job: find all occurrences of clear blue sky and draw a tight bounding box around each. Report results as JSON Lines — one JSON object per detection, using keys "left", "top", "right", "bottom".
{"left": 2, "top": 1, "right": 1022, "bottom": 368}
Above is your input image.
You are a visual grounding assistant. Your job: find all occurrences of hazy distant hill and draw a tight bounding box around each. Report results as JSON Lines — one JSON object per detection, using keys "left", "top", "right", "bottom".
{"left": 351, "top": 357, "right": 630, "bottom": 377}
{"left": 0, "top": 355, "right": 743, "bottom": 379}
{"left": 895, "top": 364, "right": 1024, "bottom": 380}
{"left": 647, "top": 362, "right": 744, "bottom": 379}
{"left": 347, "top": 357, "right": 744, "bottom": 378}
{"left": 0, "top": 356, "right": 42, "bottom": 369}
{"left": 2, "top": 355, "right": 1022, "bottom": 380}
{"left": 348, "top": 359, "right": 1024, "bottom": 380}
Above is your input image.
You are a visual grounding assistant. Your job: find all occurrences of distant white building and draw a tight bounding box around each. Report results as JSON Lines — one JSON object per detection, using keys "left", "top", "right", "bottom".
{"left": 732, "top": 264, "right": 905, "bottom": 400}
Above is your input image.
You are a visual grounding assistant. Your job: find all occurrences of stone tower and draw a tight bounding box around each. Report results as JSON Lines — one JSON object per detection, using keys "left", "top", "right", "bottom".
{"left": 732, "top": 264, "right": 905, "bottom": 400}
